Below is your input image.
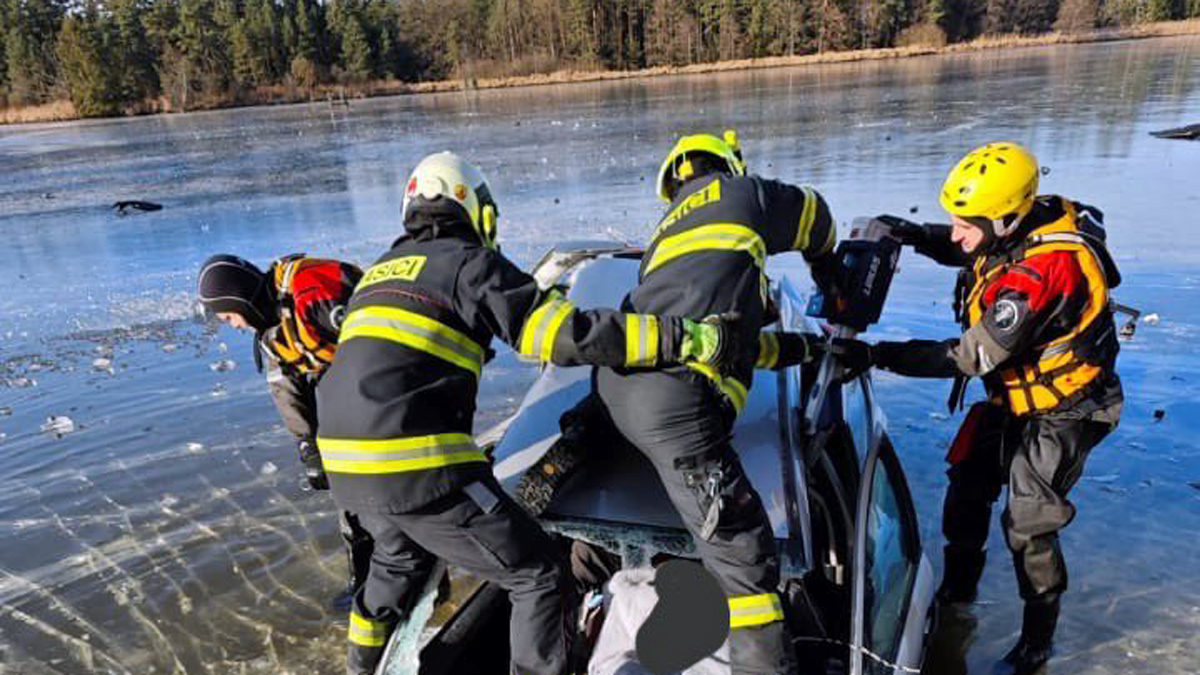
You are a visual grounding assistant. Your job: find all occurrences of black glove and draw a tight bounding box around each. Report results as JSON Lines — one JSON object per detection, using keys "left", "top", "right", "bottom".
{"left": 297, "top": 437, "right": 329, "bottom": 491}
{"left": 876, "top": 214, "right": 928, "bottom": 247}
{"left": 829, "top": 337, "right": 875, "bottom": 381}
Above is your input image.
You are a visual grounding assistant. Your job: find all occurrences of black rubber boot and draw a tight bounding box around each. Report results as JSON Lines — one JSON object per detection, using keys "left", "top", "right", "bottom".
{"left": 936, "top": 545, "right": 986, "bottom": 605}
{"left": 995, "top": 594, "right": 1059, "bottom": 675}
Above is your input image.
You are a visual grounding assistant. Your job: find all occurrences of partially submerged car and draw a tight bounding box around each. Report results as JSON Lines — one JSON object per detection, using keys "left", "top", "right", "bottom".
{"left": 378, "top": 226, "right": 935, "bottom": 675}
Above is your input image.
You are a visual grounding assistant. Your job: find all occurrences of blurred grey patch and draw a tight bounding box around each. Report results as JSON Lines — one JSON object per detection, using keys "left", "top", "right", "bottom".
{"left": 636, "top": 560, "right": 728, "bottom": 674}
{"left": 463, "top": 481, "right": 501, "bottom": 513}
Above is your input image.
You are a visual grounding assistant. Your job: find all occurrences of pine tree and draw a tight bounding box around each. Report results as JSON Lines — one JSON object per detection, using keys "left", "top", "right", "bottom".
{"left": 4, "top": 0, "right": 66, "bottom": 105}
{"left": 112, "top": 0, "right": 160, "bottom": 102}
{"left": 176, "top": 0, "right": 234, "bottom": 103}
{"left": 338, "top": 13, "right": 375, "bottom": 81}
{"left": 0, "top": 0, "right": 8, "bottom": 94}
{"left": 56, "top": 5, "right": 121, "bottom": 116}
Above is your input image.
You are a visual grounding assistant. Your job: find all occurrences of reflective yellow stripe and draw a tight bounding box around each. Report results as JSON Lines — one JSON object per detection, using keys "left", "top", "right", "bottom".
{"left": 519, "top": 292, "right": 576, "bottom": 362}
{"left": 644, "top": 224, "right": 766, "bottom": 277}
{"left": 729, "top": 593, "right": 785, "bottom": 628}
{"left": 793, "top": 186, "right": 818, "bottom": 251}
{"left": 317, "top": 433, "right": 486, "bottom": 474}
{"left": 686, "top": 362, "right": 748, "bottom": 413}
{"left": 340, "top": 306, "right": 484, "bottom": 377}
{"left": 625, "top": 314, "right": 660, "bottom": 367}
{"left": 348, "top": 611, "right": 390, "bottom": 647}
{"left": 755, "top": 332, "right": 780, "bottom": 369}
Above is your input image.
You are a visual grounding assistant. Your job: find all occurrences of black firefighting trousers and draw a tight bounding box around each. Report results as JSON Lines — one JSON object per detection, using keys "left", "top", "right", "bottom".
{"left": 597, "top": 368, "right": 797, "bottom": 675}
{"left": 346, "top": 476, "right": 572, "bottom": 675}
{"left": 942, "top": 402, "right": 1114, "bottom": 602}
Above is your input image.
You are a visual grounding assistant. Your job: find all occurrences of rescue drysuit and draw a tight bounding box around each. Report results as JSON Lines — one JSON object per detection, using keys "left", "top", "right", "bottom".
{"left": 314, "top": 209, "right": 736, "bottom": 675}
{"left": 198, "top": 253, "right": 374, "bottom": 605}
{"left": 596, "top": 172, "right": 838, "bottom": 675}
{"left": 873, "top": 196, "right": 1123, "bottom": 658}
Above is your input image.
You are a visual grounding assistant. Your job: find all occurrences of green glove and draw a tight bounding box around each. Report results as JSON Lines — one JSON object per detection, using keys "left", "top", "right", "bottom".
{"left": 682, "top": 319, "right": 723, "bottom": 365}
{"left": 681, "top": 312, "right": 743, "bottom": 376}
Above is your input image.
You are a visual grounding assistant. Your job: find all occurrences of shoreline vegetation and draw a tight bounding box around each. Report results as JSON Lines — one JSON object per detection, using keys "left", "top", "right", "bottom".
{"left": 3, "top": 19, "right": 1200, "bottom": 126}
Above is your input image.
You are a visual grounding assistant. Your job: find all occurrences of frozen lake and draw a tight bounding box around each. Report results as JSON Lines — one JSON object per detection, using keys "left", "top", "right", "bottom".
{"left": 1, "top": 34, "right": 1199, "bottom": 674}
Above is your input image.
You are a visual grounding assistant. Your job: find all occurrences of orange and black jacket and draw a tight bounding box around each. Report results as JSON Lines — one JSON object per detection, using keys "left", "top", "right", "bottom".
{"left": 314, "top": 216, "right": 702, "bottom": 514}
{"left": 621, "top": 172, "right": 837, "bottom": 413}
{"left": 258, "top": 255, "right": 362, "bottom": 438}
{"left": 877, "top": 196, "right": 1123, "bottom": 418}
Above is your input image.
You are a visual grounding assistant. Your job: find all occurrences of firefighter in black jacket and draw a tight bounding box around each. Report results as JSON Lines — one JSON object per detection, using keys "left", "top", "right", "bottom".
{"left": 315, "top": 151, "right": 753, "bottom": 675}
{"left": 840, "top": 143, "right": 1123, "bottom": 674}
{"left": 592, "top": 131, "right": 841, "bottom": 675}
{"left": 197, "top": 253, "right": 373, "bottom": 609}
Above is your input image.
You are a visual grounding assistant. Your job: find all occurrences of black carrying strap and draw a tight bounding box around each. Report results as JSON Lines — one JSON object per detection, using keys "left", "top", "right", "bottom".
{"left": 947, "top": 374, "right": 970, "bottom": 413}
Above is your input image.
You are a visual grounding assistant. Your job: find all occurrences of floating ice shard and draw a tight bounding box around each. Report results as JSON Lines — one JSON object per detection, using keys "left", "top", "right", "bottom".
{"left": 210, "top": 359, "right": 236, "bottom": 372}
{"left": 41, "top": 415, "right": 76, "bottom": 436}
{"left": 260, "top": 461, "right": 278, "bottom": 475}
{"left": 92, "top": 358, "right": 113, "bottom": 372}
{"left": 161, "top": 343, "right": 180, "bottom": 353}
{"left": 1143, "top": 313, "right": 1161, "bottom": 326}
{"left": 186, "top": 442, "right": 205, "bottom": 453}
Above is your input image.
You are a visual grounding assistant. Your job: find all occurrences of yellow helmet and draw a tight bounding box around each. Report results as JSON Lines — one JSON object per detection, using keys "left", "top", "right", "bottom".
{"left": 656, "top": 130, "right": 747, "bottom": 202}
{"left": 940, "top": 142, "right": 1039, "bottom": 238}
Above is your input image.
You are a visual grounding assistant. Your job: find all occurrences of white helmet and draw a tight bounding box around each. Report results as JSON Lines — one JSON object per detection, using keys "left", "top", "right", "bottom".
{"left": 402, "top": 151, "right": 499, "bottom": 249}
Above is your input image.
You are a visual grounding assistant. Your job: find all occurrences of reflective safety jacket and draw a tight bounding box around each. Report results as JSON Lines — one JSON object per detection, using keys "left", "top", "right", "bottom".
{"left": 957, "top": 197, "right": 1122, "bottom": 415}
{"left": 260, "top": 254, "right": 362, "bottom": 376}
{"left": 315, "top": 231, "right": 695, "bottom": 513}
{"left": 623, "top": 173, "right": 836, "bottom": 412}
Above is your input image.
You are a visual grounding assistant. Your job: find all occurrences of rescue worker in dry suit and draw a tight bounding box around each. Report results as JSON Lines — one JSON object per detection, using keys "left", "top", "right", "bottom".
{"left": 592, "top": 131, "right": 843, "bottom": 675}
{"left": 197, "top": 253, "right": 374, "bottom": 609}
{"left": 314, "top": 151, "right": 755, "bottom": 675}
{"left": 838, "top": 142, "right": 1123, "bottom": 674}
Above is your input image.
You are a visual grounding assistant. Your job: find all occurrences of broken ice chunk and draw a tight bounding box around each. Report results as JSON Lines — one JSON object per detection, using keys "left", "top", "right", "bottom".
{"left": 41, "top": 416, "right": 76, "bottom": 436}
{"left": 1143, "top": 313, "right": 1160, "bottom": 326}
{"left": 260, "top": 461, "right": 278, "bottom": 476}
{"left": 209, "top": 359, "right": 236, "bottom": 372}
{"left": 186, "top": 442, "right": 205, "bottom": 453}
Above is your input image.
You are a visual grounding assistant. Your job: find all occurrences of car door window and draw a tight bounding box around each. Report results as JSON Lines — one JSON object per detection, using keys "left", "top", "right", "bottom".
{"left": 860, "top": 437, "right": 921, "bottom": 673}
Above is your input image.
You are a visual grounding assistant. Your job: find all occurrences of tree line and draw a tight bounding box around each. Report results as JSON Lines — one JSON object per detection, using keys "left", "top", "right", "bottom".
{"left": 2, "top": 0, "right": 1198, "bottom": 117}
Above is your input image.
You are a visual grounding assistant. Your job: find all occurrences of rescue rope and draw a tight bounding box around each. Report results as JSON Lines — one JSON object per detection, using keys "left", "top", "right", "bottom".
{"left": 791, "top": 635, "right": 923, "bottom": 674}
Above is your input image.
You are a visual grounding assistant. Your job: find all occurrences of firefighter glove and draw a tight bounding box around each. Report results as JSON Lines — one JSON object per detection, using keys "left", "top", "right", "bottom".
{"left": 830, "top": 337, "right": 875, "bottom": 381}
{"left": 682, "top": 312, "right": 744, "bottom": 377}
{"left": 877, "top": 214, "right": 929, "bottom": 247}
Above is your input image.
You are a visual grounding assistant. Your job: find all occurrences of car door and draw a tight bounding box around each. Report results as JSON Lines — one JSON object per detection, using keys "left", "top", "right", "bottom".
{"left": 848, "top": 375, "right": 926, "bottom": 675}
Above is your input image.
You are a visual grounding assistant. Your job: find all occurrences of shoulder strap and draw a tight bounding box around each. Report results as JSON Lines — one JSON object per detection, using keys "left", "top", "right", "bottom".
{"left": 273, "top": 253, "right": 308, "bottom": 305}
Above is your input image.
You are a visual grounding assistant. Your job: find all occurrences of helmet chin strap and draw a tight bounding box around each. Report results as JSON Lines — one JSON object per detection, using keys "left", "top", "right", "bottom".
{"left": 992, "top": 207, "right": 1029, "bottom": 239}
